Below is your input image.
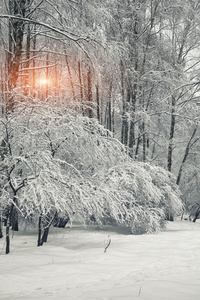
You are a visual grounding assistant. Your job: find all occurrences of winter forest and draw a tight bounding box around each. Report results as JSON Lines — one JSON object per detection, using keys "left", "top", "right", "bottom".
{"left": 0, "top": 1, "right": 200, "bottom": 299}
{"left": 0, "top": 0, "right": 200, "bottom": 259}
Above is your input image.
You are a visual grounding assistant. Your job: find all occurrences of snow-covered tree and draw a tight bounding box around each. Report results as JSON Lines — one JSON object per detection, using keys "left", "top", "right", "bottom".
{"left": 0, "top": 94, "right": 183, "bottom": 253}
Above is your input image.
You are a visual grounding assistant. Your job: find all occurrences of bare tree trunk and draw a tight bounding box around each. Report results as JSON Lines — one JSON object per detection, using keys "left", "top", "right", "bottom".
{"left": 135, "top": 136, "right": 141, "bottom": 159}
{"left": 10, "top": 0, "right": 26, "bottom": 88}
{"left": 23, "top": 0, "right": 31, "bottom": 94}
{"left": 78, "top": 61, "right": 83, "bottom": 102}
{"left": 107, "top": 81, "right": 112, "bottom": 131}
{"left": 96, "top": 84, "right": 100, "bottom": 122}
{"left": 193, "top": 206, "right": 200, "bottom": 222}
{"left": 40, "top": 211, "right": 57, "bottom": 245}
{"left": 41, "top": 227, "right": 49, "bottom": 244}
{"left": 65, "top": 53, "right": 75, "bottom": 101}
{"left": 0, "top": 203, "right": 3, "bottom": 238}
{"left": 167, "top": 96, "right": 176, "bottom": 172}
{"left": 112, "top": 98, "right": 115, "bottom": 135}
{"left": 87, "top": 67, "right": 93, "bottom": 118}
{"left": 24, "top": 24, "right": 30, "bottom": 94}
{"left": 46, "top": 52, "right": 49, "bottom": 99}
{"left": 5, "top": 194, "right": 16, "bottom": 254}
{"left": 120, "top": 60, "right": 128, "bottom": 145}
{"left": 11, "top": 206, "right": 19, "bottom": 231}
{"left": 7, "top": 0, "right": 26, "bottom": 110}
{"left": 176, "top": 127, "right": 198, "bottom": 185}
{"left": 7, "top": 1, "right": 13, "bottom": 92}
{"left": 129, "top": 16, "right": 139, "bottom": 155}
{"left": 142, "top": 122, "right": 146, "bottom": 162}
{"left": 37, "top": 215, "right": 42, "bottom": 247}
{"left": 5, "top": 221, "right": 10, "bottom": 254}
{"left": 32, "top": 24, "right": 37, "bottom": 92}
{"left": 166, "top": 96, "right": 176, "bottom": 221}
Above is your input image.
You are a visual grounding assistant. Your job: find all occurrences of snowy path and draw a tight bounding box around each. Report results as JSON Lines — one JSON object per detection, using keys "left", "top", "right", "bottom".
{"left": 0, "top": 221, "right": 200, "bottom": 299}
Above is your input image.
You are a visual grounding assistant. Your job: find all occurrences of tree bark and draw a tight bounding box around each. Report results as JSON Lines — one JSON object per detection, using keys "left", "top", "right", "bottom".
{"left": 32, "top": 24, "right": 36, "bottom": 92}
{"left": 37, "top": 215, "right": 42, "bottom": 246}
{"left": 65, "top": 53, "right": 75, "bottom": 101}
{"left": 176, "top": 127, "right": 198, "bottom": 185}
{"left": 192, "top": 205, "right": 200, "bottom": 222}
{"left": 120, "top": 60, "right": 128, "bottom": 145}
{"left": 87, "top": 67, "right": 93, "bottom": 118}
{"left": 96, "top": 84, "right": 100, "bottom": 122}
{"left": 11, "top": 207, "right": 19, "bottom": 231}
{"left": 24, "top": 0, "right": 31, "bottom": 94}
{"left": 5, "top": 199, "right": 15, "bottom": 254}
{"left": 10, "top": 0, "right": 26, "bottom": 88}
{"left": 41, "top": 227, "right": 49, "bottom": 244}
{"left": 78, "top": 61, "right": 83, "bottom": 102}
{"left": 46, "top": 52, "right": 49, "bottom": 99}
{"left": 107, "top": 81, "right": 112, "bottom": 131}
{"left": 0, "top": 209, "right": 3, "bottom": 238}
{"left": 7, "top": 0, "right": 26, "bottom": 110}
{"left": 167, "top": 96, "right": 176, "bottom": 172}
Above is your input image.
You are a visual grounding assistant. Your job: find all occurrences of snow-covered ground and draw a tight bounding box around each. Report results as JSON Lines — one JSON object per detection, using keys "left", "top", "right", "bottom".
{"left": 0, "top": 220, "right": 200, "bottom": 300}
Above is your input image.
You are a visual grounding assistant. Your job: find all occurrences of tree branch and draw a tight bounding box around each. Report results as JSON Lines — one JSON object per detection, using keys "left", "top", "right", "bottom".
{"left": 0, "top": 14, "right": 90, "bottom": 43}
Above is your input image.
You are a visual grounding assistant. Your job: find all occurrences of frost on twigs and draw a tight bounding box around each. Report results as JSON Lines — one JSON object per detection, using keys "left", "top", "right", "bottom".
{"left": 95, "top": 161, "right": 183, "bottom": 234}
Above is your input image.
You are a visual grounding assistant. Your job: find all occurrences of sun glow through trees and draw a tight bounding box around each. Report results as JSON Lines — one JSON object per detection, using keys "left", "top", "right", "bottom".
{"left": 36, "top": 77, "right": 50, "bottom": 87}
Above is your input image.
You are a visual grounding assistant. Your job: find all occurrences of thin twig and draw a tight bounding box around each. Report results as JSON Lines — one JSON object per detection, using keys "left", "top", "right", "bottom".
{"left": 104, "top": 235, "right": 111, "bottom": 253}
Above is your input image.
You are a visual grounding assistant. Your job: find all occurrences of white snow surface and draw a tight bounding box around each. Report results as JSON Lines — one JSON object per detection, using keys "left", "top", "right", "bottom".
{"left": 0, "top": 221, "right": 200, "bottom": 300}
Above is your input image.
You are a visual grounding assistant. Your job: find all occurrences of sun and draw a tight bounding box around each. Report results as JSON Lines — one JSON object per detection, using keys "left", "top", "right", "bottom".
{"left": 35, "top": 77, "right": 52, "bottom": 89}
{"left": 38, "top": 78, "right": 49, "bottom": 86}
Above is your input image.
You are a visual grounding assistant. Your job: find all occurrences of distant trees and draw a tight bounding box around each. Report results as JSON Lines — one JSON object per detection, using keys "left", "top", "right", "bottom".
{"left": 99, "top": 0, "right": 200, "bottom": 217}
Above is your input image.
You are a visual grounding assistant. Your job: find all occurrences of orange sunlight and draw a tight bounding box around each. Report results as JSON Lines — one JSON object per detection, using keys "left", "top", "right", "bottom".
{"left": 37, "top": 78, "right": 50, "bottom": 87}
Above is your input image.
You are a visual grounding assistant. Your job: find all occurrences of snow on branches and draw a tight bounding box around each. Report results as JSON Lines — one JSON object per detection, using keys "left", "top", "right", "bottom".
{"left": 0, "top": 99, "right": 183, "bottom": 244}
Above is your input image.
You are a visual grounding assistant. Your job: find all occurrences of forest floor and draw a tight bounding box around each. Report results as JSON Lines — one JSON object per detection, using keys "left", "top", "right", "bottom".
{"left": 0, "top": 220, "right": 200, "bottom": 300}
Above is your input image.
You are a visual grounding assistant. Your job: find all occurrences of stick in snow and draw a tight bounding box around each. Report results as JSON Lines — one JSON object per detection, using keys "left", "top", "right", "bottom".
{"left": 104, "top": 235, "right": 111, "bottom": 253}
